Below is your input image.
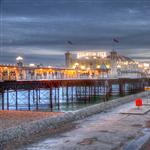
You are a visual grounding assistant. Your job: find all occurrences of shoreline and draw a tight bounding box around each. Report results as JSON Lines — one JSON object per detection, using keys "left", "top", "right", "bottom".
{"left": 0, "top": 91, "right": 149, "bottom": 149}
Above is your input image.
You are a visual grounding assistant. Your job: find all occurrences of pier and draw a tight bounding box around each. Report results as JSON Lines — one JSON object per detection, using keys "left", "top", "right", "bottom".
{"left": 0, "top": 51, "right": 150, "bottom": 112}
{"left": 0, "top": 78, "right": 149, "bottom": 111}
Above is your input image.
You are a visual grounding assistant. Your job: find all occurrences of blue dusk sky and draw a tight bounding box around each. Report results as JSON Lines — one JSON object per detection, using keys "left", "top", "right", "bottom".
{"left": 0, "top": 0, "right": 150, "bottom": 66}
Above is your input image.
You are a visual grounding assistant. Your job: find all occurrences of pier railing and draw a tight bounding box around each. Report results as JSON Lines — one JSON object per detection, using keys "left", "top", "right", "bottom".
{"left": 0, "top": 64, "right": 148, "bottom": 81}
{"left": 0, "top": 74, "right": 147, "bottom": 82}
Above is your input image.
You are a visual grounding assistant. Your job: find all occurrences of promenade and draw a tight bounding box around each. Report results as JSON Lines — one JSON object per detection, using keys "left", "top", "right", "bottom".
{"left": 19, "top": 96, "right": 150, "bottom": 150}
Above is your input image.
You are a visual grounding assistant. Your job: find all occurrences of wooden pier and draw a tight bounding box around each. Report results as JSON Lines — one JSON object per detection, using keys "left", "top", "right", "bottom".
{"left": 0, "top": 78, "right": 150, "bottom": 111}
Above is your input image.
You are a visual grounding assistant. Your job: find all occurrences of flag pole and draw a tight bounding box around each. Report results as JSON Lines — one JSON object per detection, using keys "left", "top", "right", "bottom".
{"left": 112, "top": 38, "right": 119, "bottom": 52}
{"left": 67, "top": 41, "right": 73, "bottom": 52}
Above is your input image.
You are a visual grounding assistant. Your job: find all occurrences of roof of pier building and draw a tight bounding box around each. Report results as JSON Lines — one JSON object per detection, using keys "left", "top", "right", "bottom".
{"left": 107, "top": 51, "right": 135, "bottom": 63}
{"left": 69, "top": 51, "right": 134, "bottom": 63}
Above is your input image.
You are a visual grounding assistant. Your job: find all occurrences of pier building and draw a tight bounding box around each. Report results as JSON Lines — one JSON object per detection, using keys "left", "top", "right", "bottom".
{"left": 65, "top": 50, "right": 149, "bottom": 78}
{"left": 0, "top": 51, "right": 149, "bottom": 81}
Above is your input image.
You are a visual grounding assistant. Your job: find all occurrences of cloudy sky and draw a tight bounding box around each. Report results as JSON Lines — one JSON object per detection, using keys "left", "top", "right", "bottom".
{"left": 0, "top": 0, "right": 150, "bottom": 66}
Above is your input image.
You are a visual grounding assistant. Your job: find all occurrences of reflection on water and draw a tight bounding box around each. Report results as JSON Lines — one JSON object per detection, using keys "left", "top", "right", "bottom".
{"left": 0, "top": 84, "right": 134, "bottom": 112}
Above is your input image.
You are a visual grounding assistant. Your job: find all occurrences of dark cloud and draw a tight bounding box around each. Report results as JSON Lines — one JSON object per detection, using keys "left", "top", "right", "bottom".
{"left": 0, "top": 0, "right": 150, "bottom": 64}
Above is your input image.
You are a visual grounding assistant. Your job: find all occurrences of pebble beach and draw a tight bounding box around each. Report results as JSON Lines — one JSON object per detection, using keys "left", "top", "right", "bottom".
{"left": 0, "top": 110, "right": 63, "bottom": 130}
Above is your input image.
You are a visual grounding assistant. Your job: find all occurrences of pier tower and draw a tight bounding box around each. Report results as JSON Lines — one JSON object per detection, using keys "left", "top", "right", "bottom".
{"left": 110, "top": 51, "right": 118, "bottom": 77}
{"left": 16, "top": 56, "right": 23, "bottom": 67}
{"left": 16, "top": 56, "right": 24, "bottom": 80}
{"left": 65, "top": 51, "right": 72, "bottom": 68}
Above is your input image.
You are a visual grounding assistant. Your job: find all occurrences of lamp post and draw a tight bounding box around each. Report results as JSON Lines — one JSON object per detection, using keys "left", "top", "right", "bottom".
{"left": 16, "top": 56, "right": 23, "bottom": 80}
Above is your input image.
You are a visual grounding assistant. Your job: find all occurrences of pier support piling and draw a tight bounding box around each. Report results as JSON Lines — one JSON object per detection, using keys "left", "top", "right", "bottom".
{"left": 15, "top": 90, "right": 18, "bottom": 110}
{"left": 50, "top": 87, "right": 53, "bottom": 111}
{"left": 28, "top": 90, "right": 31, "bottom": 110}
{"left": 7, "top": 90, "right": 9, "bottom": 110}
{"left": 1, "top": 91, "right": 4, "bottom": 110}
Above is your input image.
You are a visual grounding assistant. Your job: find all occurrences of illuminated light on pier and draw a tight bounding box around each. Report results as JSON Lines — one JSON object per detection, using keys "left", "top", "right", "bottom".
{"left": 80, "top": 65, "right": 85, "bottom": 70}
{"left": 106, "top": 65, "right": 110, "bottom": 69}
{"left": 16, "top": 56, "right": 23, "bottom": 61}
{"left": 74, "top": 63, "right": 79, "bottom": 66}
{"left": 77, "top": 51, "right": 107, "bottom": 59}
{"left": 143, "top": 63, "right": 149, "bottom": 69}
{"left": 117, "top": 65, "right": 121, "bottom": 68}
{"left": 29, "top": 63, "right": 35, "bottom": 67}
{"left": 97, "top": 65, "right": 100, "bottom": 69}
{"left": 48, "top": 66, "right": 52, "bottom": 68}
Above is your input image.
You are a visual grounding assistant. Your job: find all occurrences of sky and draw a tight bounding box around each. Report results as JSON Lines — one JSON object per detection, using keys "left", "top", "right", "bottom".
{"left": 0, "top": 0, "right": 150, "bottom": 66}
